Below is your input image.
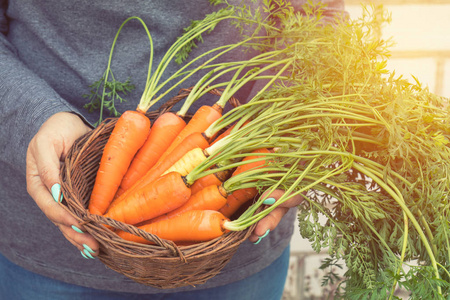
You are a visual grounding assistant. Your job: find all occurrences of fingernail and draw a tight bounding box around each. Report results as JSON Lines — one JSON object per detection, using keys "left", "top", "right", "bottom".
{"left": 80, "top": 250, "right": 89, "bottom": 259}
{"left": 253, "top": 229, "right": 270, "bottom": 245}
{"left": 51, "top": 183, "right": 63, "bottom": 202}
{"left": 263, "top": 197, "right": 276, "bottom": 205}
{"left": 72, "top": 225, "right": 84, "bottom": 233}
{"left": 83, "top": 249, "right": 95, "bottom": 259}
{"left": 83, "top": 244, "right": 95, "bottom": 254}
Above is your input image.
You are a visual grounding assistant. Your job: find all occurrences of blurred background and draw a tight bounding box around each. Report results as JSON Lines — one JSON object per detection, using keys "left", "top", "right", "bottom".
{"left": 282, "top": 1, "right": 450, "bottom": 299}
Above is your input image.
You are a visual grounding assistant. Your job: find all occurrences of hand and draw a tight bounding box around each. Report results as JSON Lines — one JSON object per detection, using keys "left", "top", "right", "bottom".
{"left": 26, "top": 112, "right": 99, "bottom": 259}
{"left": 248, "top": 189, "right": 303, "bottom": 244}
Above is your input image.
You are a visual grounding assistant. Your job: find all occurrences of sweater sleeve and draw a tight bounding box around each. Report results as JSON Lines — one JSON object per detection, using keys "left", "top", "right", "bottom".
{"left": 0, "top": 1, "right": 81, "bottom": 175}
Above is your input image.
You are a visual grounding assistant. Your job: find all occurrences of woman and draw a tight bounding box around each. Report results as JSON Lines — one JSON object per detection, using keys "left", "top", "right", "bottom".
{"left": 0, "top": 0, "right": 346, "bottom": 299}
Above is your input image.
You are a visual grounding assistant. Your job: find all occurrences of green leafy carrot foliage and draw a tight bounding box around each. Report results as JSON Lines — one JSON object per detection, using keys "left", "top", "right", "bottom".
{"left": 83, "top": 76, "right": 135, "bottom": 125}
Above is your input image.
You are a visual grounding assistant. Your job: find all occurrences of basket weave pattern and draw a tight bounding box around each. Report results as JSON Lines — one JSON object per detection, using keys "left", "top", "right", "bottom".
{"left": 60, "top": 89, "right": 255, "bottom": 288}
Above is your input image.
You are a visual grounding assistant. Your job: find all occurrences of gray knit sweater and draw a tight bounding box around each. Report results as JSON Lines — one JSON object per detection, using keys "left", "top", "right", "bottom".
{"left": 0, "top": 0, "right": 346, "bottom": 294}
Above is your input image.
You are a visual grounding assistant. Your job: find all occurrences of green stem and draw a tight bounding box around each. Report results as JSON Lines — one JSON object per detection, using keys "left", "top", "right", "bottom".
{"left": 350, "top": 161, "right": 441, "bottom": 285}
{"left": 389, "top": 210, "right": 408, "bottom": 300}
{"left": 100, "top": 16, "right": 153, "bottom": 119}
{"left": 142, "top": 14, "right": 235, "bottom": 102}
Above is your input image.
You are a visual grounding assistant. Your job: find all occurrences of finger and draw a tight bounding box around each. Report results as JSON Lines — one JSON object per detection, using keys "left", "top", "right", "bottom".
{"left": 260, "top": 189, "right": 304, "bottom": 209}
{"left": 248, "top": 206, "right": 289, "bottom": 244}
{"left": 26, "top": 125, "right": 76, "bottom": 225}
{"left": 59, "top": 225, "right": 99, "bottom": 259}
{"left": 27, "top": 157, "right": 99, "bottom": 249}
{"left": 31, "top": 133, "right": 63, "bottom": 192}
{"left": 27, "top": 170, "right": 100, "bottom": 257}
{"left": 26, "top": 158, "right": 74, "bottom": 227}
{"left": 249, "top": 189, "right": 304, "bottom": 244}
{"left": 29, "top": 112, "right": 91, "bottom": 192}
{"left": 26, "top": 146, "right": 98, "bottom": 252}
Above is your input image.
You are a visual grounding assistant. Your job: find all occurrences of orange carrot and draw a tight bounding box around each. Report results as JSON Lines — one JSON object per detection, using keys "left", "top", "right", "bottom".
{"left": 233, "top": 148, "right": 272, "bottom": 177}
{"left": 119, "top": 104, "right": 222, "bottom": 200}
{"left": 116, "top": 112, "right": 186, "bottom": 197}
{"left": 219, "top": 148, "right": 272, "bottom": 218}
{"left": 147, "top": 184, "right": 228, "bottom": 223}
{"left": 155, "top": 105, "right": 222, "bottom": 166}
{"left": 219, "top": 187, "right": 258, "bottom": 218}
{"left": 88, "top": 111, "right": 151, "bottom": 215}
{"left": 209, "top": 125, "right": 233, "bottom": 145}
{"left": 115, "top": 104, "right": 220, "bottom": 201}
{"left": 104, "top": 172, "right": 191, "bottom": 225}
{"left": 190, "top": 168, "right": 231, "bottom": 195}
{"left": 116, "top": 210, "right": 229, "bottom": 244}
{"left": 107, "top": 131, "right": 210, "bottom": 211}
{"left": 210, "top": 119, "right": 250, "bottom": 146}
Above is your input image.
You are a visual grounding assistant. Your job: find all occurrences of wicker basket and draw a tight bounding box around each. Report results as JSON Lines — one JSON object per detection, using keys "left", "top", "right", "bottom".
{"left": 59, "top": 89, "right": 257, "bottom": 289}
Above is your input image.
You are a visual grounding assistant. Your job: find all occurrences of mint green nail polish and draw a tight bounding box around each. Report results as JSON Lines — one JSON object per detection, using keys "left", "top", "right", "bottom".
{"left": 72, "top": 225, "right": 84, "bottom": 234}
{"left": 253, "top": 229, "right": 270, "bottom": 245}
{"left": 51, "top": 183, "right": 63, "bottom": 202}
{"left": 254, "top": 237, "right": 263, "bottom": 245}
{"left": 80, "top": 251, "right": 88, "bottom": 259}
{"left": 261, "top": 229, "right": 270, "bottom": 238}
{"left": 83, "top": 249, "right": 95, "bottom": 259}
{"left": 83, "top": 244, "right": 95, "bottom": 254}
{"left": 263, "top": 197, "right": 276, "bottom": 205}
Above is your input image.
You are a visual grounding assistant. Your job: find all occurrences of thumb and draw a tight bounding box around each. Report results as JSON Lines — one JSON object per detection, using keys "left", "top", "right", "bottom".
{"left": 36, "top": 142, "right": 63, "bottom": 200}
{"left": 27, "top": 111, "right": 90, "bottom": 208}
{"left": 260, "top": 189, "right": 304, "bottom": 209}
{"left": 249, "top": 189, "right": 303, "bottom": 244}
{"left": 26, "top": 137, "right": 73, "bottom": 227}
{"left": 26, "top": 113, "right": 83, "bottom": 226}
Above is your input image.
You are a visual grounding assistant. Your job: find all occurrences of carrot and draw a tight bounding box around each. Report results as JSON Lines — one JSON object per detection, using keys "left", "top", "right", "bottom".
{"left": 88, "top": 111, "right": 151, "bottom": 215}
{"left": 116, "top": 210, "right": 229, "bottom": 244}
{"left": 162, "top": 147, "right": 209, "bottom": 176}
{"left": 209, "top": 124, "right": 235, "bottom": 145}
{"left": 209, "top": 119, "right": 250, "bottom": 146}
{"left": 233, "top": 148, "right": 272, "bottom": 176}
{"left": 107, "top": 131, "right": 210, "bottom": 211}
{"left": 190, "top": 168, "right": 231, "bottom": 195}
{"left": 219, "top": 187, "right": 258, "bottom": 218}
{"left": 116, "top": 104, "right": 222, "bottom": 201}
{"left": 155, "top": 104, "right": 222, "bottom": 166}
{"left": 103, "top": 172, "right": 191, "bottom": 225}
{"left": 116, "top": 112, "right": 186, "bottom": 197}
{"left": 147, "top": 184, "right": 228, "bottom": 223}
{"left": 219, "top": 148, "right": 272, "bottom": 217}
